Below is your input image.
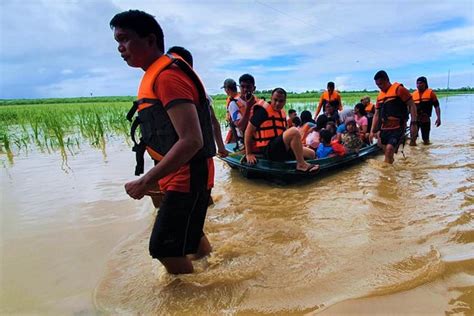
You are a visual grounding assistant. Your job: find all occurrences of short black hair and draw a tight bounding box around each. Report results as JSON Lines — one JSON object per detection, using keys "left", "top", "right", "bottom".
{"left": 416, "top": 76, "right": 428, "bottom": 88}
{"left": 301, "top": 110, "right": 315, "bottom": 124}
{"left": 354, "top": 102, "right": 367, "bottom": 116}
{"left": 320, "top": 129, "right": 332, "bottom": 144}
{"left": 110, "top": 10, "right": 164, "bottom": 53}
{"left": 316, "top": 115, "right": 328, "bottom": 130}
{"left": 327, "top": 81, "right": 335, "bottom": 89}
{"left": 292, "top": 116, "right": 301, "bottom": 127}
{"left": 271, "top": 87, "right": 287, "bottom": 97}
{"left": 239, "top": 73, "right": 255, "bottom": 86}
{"left": 374, "top": 70, "right": 389, "bottom": 81}
{"left": 167, "top": 46, "right": 193, "bottom": 67}
{"left": 288, "top": 109, "right": 296, "bottom": 115}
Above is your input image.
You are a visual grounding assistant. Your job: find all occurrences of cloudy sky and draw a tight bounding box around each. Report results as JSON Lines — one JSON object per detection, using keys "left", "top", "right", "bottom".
{"left": 1, "top": 0, "right": 473, "bottom": 99}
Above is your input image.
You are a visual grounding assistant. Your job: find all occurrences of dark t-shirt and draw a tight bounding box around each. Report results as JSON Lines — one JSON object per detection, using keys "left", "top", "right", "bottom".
{"left": 250, "top": 105, "right": 268, "bottom": 127}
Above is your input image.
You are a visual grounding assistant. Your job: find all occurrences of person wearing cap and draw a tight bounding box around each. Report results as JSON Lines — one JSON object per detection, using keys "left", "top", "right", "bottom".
{"left": 411, "top": 76, "right": 441, "bottom": 145}
{"left": 222, "top": 78, "right": 244, "bottom": 145}
{"left": 361, "top": 95, "right": 375, "bottom": 131}
{"left": 314, "top": 81, "right": 343, "bottom": 118}
{"left": 370, "top": 70, "right": 417, "bottom": 164}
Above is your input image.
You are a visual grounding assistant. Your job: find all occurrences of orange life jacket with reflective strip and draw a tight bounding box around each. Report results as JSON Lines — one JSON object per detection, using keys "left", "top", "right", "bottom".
{"left": 253, "top": 103, "right": 287, "bottom": 148}
{"left": 126, "top": 54, "right": 215, "bottom": 175}
{"left": 225, "top": 95, "right": 246, "bottom": 123}
{"left": 376, "top": 82, "right": 409, "bottom": 130}
{"left": 412, "top": 88, "right": 435, "bottom": 117}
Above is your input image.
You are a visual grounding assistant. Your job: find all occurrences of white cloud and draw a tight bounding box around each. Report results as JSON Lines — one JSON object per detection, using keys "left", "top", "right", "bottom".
{"left": 1, "top": 0, "right": 473, "bottom": 98}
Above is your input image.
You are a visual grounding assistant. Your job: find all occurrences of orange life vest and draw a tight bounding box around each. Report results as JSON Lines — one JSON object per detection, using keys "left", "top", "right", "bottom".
{"left": 253, "top": 103, "right": 287, "bottom": 148}
{"left": 321, "top": 90, "right": 342, "bottom": 111}
{"left": 365, "top": 102, "right": 375, "bottom": 114}
{"left": 126, "top": 54, "right": 215, "bottom": 175}
{"left": 376, "top": 82, "right": 409, "bottom": 130}
{"left": 412, "top": 88, "right": 435, "bottom": 118}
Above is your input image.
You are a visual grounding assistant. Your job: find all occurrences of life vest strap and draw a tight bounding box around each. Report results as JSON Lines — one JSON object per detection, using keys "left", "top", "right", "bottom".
{"left": 132, "top": 139, "right": 146, "bottom": 176}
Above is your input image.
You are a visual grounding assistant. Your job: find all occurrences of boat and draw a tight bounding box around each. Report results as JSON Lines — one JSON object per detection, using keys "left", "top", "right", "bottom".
{"left": 218, "top": 142, "right": 382, "bottom": 181}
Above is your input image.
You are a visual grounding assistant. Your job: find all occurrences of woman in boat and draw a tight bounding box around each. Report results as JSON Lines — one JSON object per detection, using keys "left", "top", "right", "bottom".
{"left": 354, "top": 102, "right": 369, "bottom": 142}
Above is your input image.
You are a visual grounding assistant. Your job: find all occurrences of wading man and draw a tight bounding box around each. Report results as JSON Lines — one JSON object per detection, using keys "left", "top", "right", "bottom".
{"left": 110, "top": 10, "right": 215, "bottom": 274}
{"left": 411, "top": 76, "right": 441, "bottom": 145}
{"left": 370, "top": 70, "right": 417, "bottom": 164}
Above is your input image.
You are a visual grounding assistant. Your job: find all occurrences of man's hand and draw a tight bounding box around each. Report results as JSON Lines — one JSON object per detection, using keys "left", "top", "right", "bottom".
{"left": 125, "top": 178, "right": 150, "bottom": 200}
{"left": 245, "top": 153, "right": 257, "bottom": 164}
{"left": 435, "top": 118, "right": 441, "bottom": 127}
{"left": 217, "top": 145, "right": 229, "bottom": 158}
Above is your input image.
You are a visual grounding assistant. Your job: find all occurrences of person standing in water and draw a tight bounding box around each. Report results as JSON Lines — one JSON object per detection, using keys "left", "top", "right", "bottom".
{"left": 411, "top": 76, "right": 441, "bottom": 145}
{"left": 111, "top": 10, "right": 215, "bottom": 274}
{"left": 370, "top": 70, "right": 417, "bottom": 164}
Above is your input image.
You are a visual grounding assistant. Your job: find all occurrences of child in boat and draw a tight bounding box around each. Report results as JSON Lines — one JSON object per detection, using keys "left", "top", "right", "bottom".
{"left": 316, "top": 129, "right": 335, "bottom": 158}
{"left": 342, "top": 119, "right": 363, "bottom": 153}
{"left": 305, "top": 115, "right": 328, "bottom": 149}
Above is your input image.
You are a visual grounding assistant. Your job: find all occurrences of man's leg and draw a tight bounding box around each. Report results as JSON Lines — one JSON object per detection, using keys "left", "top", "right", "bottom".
{"left": 282, "top": 127, "right": 318, "bottom": 171}
{"left": 188, "top": 234, "right": 212, "bottom": 261}
{"left": 421, "top": 120, "right": 431, "bottom": 144}
{"left": 159, "top": 257, "right": 194, "bottom": 274}
{"left": 384, "top": 144, "right": 395, "bottom": 164}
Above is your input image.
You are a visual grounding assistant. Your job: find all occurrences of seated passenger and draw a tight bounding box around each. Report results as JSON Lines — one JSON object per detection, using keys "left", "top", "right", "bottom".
{"left": 342, "top": 119, "right": 363, "bottom": 153}
{"left": 292, "top": 116, "right": 302, "bottom": 127}
{"left": 287, "top": 109, "right": 298, "bottom": 127}
{"left": 316, "top": 129, "right": 335, "bottom": 158}
{"left": 354, "top": 102, "right": 369, "bottom": 142}
{"left": 305, "top": 115, "right": 328, "bottom": 149}
{"left": 298, "top": 110, "right": 316, "bottom": 146}
{"left": 325, "top": 121, "right": 337, "bottom": 140}
{"left": 319, "top": 103, "right": 340, "bottom": 126}
{"left": 244, "top": 88, "right": 319, "bottom": 173}
{"left": 336, "top": 109, "right": 354, "bottom": 141}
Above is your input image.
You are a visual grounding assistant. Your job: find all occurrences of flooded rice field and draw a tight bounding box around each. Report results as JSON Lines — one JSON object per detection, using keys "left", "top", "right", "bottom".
{"left": 1, "top": 96, "right": 472, "bottom": 315}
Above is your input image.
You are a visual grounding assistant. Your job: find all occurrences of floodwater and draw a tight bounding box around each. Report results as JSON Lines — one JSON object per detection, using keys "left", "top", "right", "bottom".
{"left": 1, "top": 95, "right": 472, "bottom": 315}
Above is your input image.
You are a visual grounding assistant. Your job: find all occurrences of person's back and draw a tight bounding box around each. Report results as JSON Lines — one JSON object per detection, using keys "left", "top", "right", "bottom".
{"left": 316, "top": 129, "right": 334, "bottom": 158}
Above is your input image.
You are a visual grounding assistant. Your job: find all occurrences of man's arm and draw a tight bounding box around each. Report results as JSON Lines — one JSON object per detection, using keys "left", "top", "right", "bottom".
{"left": 432, "top": 92, "right": 441, "bottom": 127}
{"left": 338, "top": 94, "right": 343, "bottom": 111}
{"left": 314, "top": 95, "right": 324, "bottom": 118}
{"left": 369, "top": 108, "right": 380, "bottom": 141}
{"left": 235, "top": 97, "right": 255, "bottom": 131}
{"left": 210, "top": 106, "right": 228, "bottom": 157}
{"left": 124, "top": 102, "right": 203, "bottom": 199}
{"left": 244, "top": 122, "right": 257, "bottom": 164}
{"left": 406, "top": 98, "right": 417, "bottom": 138}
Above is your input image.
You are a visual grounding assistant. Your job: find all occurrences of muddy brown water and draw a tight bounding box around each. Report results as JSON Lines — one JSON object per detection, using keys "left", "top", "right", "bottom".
{"left": 1, "top": 96, "right": 472, "bottom": 315}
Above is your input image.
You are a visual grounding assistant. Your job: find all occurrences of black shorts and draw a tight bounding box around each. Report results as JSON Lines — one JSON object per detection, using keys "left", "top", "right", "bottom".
{"left": 380, "top": 128, "right": 404, "bottom": 147}
{"left": 149, "top": 189, "right": 211, "bottom": 258}
{"left": 264, "top": 135, "right": 296, "bottom": 161}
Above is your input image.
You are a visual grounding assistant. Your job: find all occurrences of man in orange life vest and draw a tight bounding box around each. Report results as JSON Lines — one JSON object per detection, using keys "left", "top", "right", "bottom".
{"left": 411, "top": 76, "right": 441, "bottom": 145}
{"left": 167, "top": 46, "right": 228, "bottom": 157}
{"left": 314, "top": 81, "right": 343, "bottom": 119}
{"left": 245, "top": 88, "right": 319, "bottom": 173}
{"left": 370, "top": 70, "right": 417, "bottom": 164}
{"left": 111, "top": 10, "right": 215, "bottom": 274}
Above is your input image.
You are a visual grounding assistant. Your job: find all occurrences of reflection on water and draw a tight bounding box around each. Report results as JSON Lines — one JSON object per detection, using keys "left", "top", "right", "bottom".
{"left": 1, "top": 96, "right": 473, "bottom": 314}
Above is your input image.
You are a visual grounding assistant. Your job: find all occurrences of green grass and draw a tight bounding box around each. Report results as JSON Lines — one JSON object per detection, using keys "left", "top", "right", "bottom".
{"left": 0, "top": 89, "right": 471, "bottom": 161}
